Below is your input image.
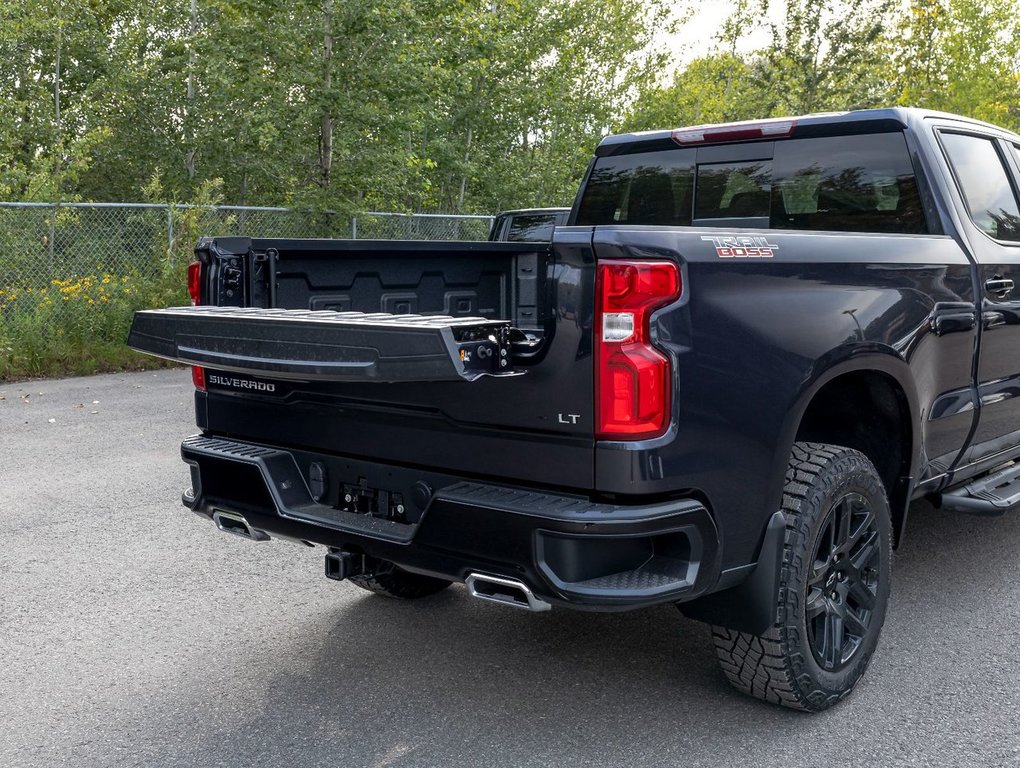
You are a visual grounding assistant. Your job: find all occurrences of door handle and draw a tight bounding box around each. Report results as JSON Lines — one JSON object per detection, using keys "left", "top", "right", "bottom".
{"left": 931, "top": 311, "right": 977, "bottom": 336}
{"left": 984, "top": 276, "right": 1015, "bottom": 296}
{"left": 930, "top": 302, "right": 977, "bottom": 336}
{"left": 983, "top": 311, "right": 1006, "bottom": 329}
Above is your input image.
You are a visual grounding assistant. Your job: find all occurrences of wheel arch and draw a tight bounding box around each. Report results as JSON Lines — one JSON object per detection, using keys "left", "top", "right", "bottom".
{"left": 778, "top": 349, "right": 921, "bottom": 546}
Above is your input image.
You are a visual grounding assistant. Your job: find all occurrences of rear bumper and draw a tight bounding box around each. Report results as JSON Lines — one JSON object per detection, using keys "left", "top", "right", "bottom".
{"left": 181, "top": 434, "right": 723, "bottom": 610}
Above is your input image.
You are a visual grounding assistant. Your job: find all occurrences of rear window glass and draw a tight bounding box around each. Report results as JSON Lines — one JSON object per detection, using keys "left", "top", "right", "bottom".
{"left": 941, "top": 133, "right": 1020, "bottom": 242}
{"left": 576, "top": 131, "right": 927, "bottom": 234}
{"left": 575, "top": 149, "right": 694, "bottom": 226}
{"left": 695, "top": 161, "right": 771, "bottom": 220}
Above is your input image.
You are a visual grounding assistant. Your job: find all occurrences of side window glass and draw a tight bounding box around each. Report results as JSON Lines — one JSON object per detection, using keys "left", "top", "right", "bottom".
{"left": 941, "top": 132, "right": 1020, "bottom": 242}
{"left": 506, "top": 215, "right": 557, "bottom": 242}
{"left": 771, "top": 133, "right": 926, "bottom": 234}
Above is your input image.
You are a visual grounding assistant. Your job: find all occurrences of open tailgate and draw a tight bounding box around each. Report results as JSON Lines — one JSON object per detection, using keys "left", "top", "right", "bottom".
{"left": 128, "top": 306, "right": 518, "bottom": 383}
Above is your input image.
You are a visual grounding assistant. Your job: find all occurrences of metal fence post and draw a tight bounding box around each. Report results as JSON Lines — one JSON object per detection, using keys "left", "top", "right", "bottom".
{"left": 351, "top": 216, "right": 357, "bottom": 239}
{"left": 167, "top": 204, "right": 174, "bottom": 262}
{"left": 47, "top": 203, "right": 57, "bottom": 281}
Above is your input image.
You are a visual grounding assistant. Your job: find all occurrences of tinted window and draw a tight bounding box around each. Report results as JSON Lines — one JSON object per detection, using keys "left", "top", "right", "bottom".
{"left": 576, "top": 131, "right": 926, "bottom": 234}
{"left": 941, "top": 133, "right": 1020, "bottom": 242}
{"left": 505, "top": 213, "right": 561, "bottom": 242}
{"left": 575, "top": 149, "right": 694, "bottom": 226}
{"left": 695, "top": 161, "right": 771, "bottom": 220}
{"left": 771, "top": 133, "right": 926, "bottom": 233}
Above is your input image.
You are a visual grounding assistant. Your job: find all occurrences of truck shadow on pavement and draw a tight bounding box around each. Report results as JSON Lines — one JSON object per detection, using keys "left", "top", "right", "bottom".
{"left": 150, "top": 500, "right": 1020, "bottom": 767}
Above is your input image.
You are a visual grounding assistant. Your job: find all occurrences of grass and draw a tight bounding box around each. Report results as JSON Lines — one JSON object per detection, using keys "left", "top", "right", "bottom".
{"left": 0, "top": 270, "right": 188, "bottom": 382}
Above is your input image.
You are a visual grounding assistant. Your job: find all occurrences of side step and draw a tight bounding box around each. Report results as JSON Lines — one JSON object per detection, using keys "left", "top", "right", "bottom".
{"left": 940, "top": 461, "right": 1020, "bottom": 516}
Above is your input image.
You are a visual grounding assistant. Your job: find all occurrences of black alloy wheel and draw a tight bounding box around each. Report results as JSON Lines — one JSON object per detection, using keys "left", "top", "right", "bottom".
{"left": 806, "top": 492, "right": 881, "bottom": 672}
{"left": 712, "top": 442, "right": 892, "bottom": 711}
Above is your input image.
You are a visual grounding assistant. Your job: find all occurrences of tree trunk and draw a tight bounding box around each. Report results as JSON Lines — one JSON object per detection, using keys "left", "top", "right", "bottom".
{"left": 185, "top": 0, "right": 198, "bottom": 180}
{"left": 54, "top": 3, "right": 61, "bottom": 131}
{"left": 319, "top": 0, "right": 334, "bottom": 189}
{"left": 53, "top": 0, "right": 62, "bottom": 199}
{"left": 457, "top": 126, "right": 472, "bottom": 212}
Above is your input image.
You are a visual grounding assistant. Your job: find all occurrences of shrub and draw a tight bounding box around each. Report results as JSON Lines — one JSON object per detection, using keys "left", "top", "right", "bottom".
{"left": 0, "top": 268, "right": 187, "bottom": 380}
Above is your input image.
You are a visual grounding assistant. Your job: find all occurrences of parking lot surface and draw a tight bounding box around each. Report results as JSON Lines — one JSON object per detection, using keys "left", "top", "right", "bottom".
{"left": 2, "top": 369, "right": 1019, "bottom": 767}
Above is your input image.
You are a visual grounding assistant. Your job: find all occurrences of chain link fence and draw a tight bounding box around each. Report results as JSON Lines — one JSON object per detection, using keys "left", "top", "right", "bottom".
{"left": 0, "top": 203, "right": 494, "bottom": 291}
{"left": 0, "top": 202, "right": 493, "bottom": 377}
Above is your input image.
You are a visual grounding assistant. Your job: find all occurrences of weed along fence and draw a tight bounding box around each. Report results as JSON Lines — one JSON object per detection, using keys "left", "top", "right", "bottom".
{"left": 0, "top": 202, "right": 494, "bottom": 379}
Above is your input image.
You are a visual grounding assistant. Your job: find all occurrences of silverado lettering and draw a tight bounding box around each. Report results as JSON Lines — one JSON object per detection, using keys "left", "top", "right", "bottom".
{"left": 207, "top": 375, "right": 276, "bottom": 392}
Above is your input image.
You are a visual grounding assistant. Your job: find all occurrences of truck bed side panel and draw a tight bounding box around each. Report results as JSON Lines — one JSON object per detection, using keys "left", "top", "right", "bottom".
{"left": 593, "top": 227, "right": 975, "bottom": 568}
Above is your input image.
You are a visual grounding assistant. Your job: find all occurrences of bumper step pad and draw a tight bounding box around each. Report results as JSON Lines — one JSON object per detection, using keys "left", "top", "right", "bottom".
{"left": 181, "top": 435, "right": 416, "bottom": 542}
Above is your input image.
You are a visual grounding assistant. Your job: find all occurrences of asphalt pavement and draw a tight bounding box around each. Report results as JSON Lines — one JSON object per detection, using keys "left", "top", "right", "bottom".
{"left": 2, "top": 369, "right": 1019, "bottom": 767}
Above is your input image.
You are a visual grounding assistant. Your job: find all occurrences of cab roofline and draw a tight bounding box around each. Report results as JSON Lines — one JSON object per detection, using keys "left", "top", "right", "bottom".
{"left": 595, "top": 107, "right": 1020, "bottom": 157}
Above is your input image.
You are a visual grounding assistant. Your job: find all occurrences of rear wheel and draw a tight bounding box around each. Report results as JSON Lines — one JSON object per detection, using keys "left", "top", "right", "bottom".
{"left": 347, "top": 559, "right": 452, "bottom": 599}
{"left": 713, "top": 442, "right": 892, "bottom": 711}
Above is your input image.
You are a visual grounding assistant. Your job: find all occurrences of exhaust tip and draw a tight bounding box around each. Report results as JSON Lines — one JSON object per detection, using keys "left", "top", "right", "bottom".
{"left": 465, "top": 573, "right": 551, "bottom": 612}
{"left": 212, "top": 510, "right": 270, "bottom": 542}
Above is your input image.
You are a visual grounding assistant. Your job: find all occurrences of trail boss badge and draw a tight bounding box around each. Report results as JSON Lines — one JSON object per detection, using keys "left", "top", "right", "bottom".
{"left": 702, "top": 234, "right": 778, "bottom": 258}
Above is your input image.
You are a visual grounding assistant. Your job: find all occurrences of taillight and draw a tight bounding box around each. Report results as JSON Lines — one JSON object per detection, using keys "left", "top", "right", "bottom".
{"left": 595, "top": 260, "right": 681, "bottom": 440}
{"left": 187, "top": 261, "right": 205, "bottom": 390}
{"left": 187, "top": 261, "right": 202, "bottom": 305}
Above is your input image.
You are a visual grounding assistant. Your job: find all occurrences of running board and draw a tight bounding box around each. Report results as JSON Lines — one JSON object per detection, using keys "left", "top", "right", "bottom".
{"left": 128, "top": 306, "right": 521, "bottom": 382}
{"left": 940, "top": 461, "right": 1020, "bottom": 516}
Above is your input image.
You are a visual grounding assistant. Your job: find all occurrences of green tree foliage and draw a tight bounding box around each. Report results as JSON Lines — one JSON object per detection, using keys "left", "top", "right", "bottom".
{"left": 893, "top": 0, "right": 1020, "bottom": 129}
{"left": 623, "top": 0, "right": 1020, "bottom": 135}
{"left": 622, "top": 53, "right": 763, "bottom": 131}
{"left": 2, "top": 0, "right": 667, "bottom": 213}
{"left": 623, "top": 0, "right": 898, "bottom": 132}
{"left": 4, "top": 0, "right": 1020, "bottom": 214}
{"left": 753, "top": 0, "right": 894, "bottom": 115}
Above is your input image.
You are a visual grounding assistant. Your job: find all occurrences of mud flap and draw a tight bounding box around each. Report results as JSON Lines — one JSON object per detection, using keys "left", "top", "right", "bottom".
{"left": 678, "top": 510, "right": 786, "bottom": 635}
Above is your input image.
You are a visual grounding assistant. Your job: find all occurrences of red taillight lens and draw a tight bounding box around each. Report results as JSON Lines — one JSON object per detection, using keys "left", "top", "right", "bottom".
{"left": 595, "top": 260, "right": 681, "bottom": 440}
{"left": 187, "top": 262, "right": 205, "bottom": 391}
{"left": 187, "top": 261, "right": 202, "bottom": 305}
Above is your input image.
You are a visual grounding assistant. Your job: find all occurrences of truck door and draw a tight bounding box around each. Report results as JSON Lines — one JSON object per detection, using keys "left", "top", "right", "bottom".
{"left": 938, "top": 129, "right": 1020, "bottom": 462}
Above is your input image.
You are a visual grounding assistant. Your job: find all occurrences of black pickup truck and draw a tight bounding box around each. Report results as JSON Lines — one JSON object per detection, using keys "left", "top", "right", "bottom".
{"left": 129, "top": 108, "right": 1020, "bottom": 711}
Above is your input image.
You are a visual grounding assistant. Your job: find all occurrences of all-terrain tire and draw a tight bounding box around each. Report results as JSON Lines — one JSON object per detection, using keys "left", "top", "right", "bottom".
{"left": 713, "top": 442, "right": 892, "bottom": 712}
{"left": 347, "top": 561, "right": 452, "bottom": 599}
